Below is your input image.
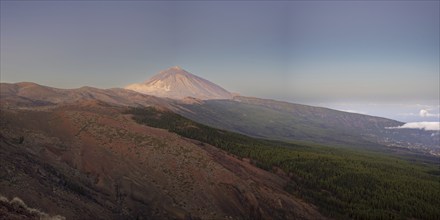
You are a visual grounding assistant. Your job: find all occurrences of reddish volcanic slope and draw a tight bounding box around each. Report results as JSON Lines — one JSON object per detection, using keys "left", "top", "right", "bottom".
{"left": 0, "top": 102, "right": 325, "bottom": 219}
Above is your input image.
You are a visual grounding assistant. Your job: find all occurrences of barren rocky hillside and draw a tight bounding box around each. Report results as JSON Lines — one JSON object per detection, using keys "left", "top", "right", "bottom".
{"left": 0, "top": 102, "right": 325, "bottom": 219}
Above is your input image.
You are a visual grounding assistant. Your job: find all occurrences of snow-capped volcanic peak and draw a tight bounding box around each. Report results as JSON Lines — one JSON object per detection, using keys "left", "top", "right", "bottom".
{"left": 125, "top": 66, "right": 233, "bottom": 100}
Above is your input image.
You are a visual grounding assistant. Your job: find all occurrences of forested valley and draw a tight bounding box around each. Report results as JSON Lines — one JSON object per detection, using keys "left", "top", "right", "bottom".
{"left": 128, "top": 107, "right": 440, "bottom": 220}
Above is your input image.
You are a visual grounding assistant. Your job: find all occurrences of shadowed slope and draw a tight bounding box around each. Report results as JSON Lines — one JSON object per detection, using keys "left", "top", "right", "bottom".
{"left": 173, "top": 96, "right": 439, "bottom": 156}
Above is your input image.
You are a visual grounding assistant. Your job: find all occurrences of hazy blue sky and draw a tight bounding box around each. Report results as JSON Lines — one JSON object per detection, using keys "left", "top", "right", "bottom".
{"left": 1, "top": 1, "right": 439, "bottom": 122}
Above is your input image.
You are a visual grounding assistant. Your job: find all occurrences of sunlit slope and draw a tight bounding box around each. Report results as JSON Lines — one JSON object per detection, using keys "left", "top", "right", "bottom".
{"left": 126, "top": 66, "right": 233, "bottom": 100}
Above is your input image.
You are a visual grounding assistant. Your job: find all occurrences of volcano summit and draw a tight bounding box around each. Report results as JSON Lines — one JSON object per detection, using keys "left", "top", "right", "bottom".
{"left": 125, "top": 66, "right": 233, "bottom": 100}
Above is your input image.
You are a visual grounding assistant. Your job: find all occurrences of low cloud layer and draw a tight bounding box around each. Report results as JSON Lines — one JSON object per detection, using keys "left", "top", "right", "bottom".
{"left": 419, "top": 109, "right": 439, "bottom": 118}
{"left": 387, "top": 122, "right": 440, "bottom": 131}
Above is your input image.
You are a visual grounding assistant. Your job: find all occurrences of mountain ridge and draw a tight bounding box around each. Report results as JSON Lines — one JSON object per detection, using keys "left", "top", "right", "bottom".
{"left": 1, "top": 81, "right": 438, "bottom": 156}
{"left": 0, "top": 81, "right": 172, "bottom": 108}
